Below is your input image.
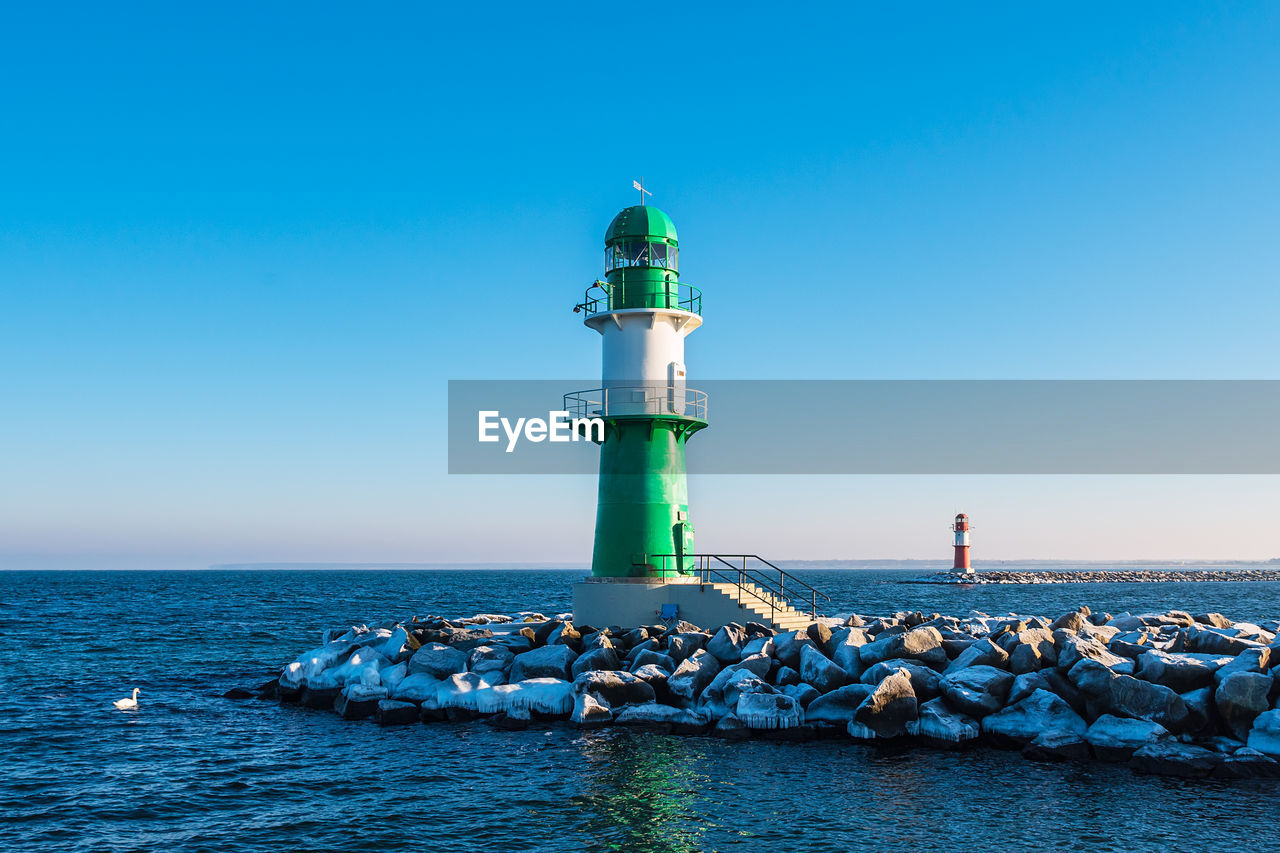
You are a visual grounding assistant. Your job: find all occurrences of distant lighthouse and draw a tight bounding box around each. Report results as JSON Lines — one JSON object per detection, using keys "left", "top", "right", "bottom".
{"left": 952, "top": 513, "right": 973, "bottom": 574}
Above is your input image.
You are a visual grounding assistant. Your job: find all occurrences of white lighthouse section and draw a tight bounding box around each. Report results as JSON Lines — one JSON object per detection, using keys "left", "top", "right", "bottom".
{"left": 955, "top": 528, "right": 970, "bottom": 547}
{"left": 587, "top": 308, "right": 701, "bottom": 416}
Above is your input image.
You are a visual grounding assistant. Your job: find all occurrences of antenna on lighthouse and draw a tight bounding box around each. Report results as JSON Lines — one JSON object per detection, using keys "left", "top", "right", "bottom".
{"left": 632, "top": 178, "right": 652, "bottom": 206}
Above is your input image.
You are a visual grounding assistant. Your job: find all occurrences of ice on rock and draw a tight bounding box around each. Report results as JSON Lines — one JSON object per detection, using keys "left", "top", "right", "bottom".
{"left": 906, "top": 697, "right": 980, "bottom": 745}
{"left": 381, "top": 626, "right": 409, "bottom": 660}
{"left": 614, "top": 703, "right": 710, "bottom": 731}
{"left": 391, "top": 672, "right": 441, "bottom": 703}
{"left": 379, "top": 662, "right": 408, "bottom": 692}
{"left": 571, "top": 692, "right": 613, "bottom": 727}
{"left": 504, "top": 678, "right": 575, "bottom": 715}
{"left": 436, "top": 672, "right": 498, "bottom": 709}
{"left": 736, "top": 692, "right": 803, "bottom": 730}
{"left": 329, "top": 647, "right": 391, "bottom": 686}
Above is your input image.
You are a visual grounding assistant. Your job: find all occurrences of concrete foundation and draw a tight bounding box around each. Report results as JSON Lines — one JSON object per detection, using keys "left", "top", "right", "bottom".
{"left": 573, "top": 576, "right": 770, "bottom": 630}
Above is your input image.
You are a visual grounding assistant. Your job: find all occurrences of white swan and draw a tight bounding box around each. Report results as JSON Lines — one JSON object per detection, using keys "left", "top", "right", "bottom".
{"left": 113, "top": 688, "right": 140, "bottom": 710}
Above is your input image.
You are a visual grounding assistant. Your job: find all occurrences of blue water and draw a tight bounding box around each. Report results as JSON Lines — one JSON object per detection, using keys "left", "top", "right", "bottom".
{"left": 3, "top": 567, "right": 1280, "bottom": 852}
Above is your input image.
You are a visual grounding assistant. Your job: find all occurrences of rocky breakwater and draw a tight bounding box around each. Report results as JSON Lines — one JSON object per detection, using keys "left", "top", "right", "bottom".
{"left": 255, "top": 607, "right": 1280, "bottom": 779}
{"left": 909, "top": 568, "right": 1280, "bottom": 584}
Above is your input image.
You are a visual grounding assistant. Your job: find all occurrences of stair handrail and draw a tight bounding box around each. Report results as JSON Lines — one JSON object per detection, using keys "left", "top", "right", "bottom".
{"left": 647, "top": 553, "right": 831, "bottom": 621}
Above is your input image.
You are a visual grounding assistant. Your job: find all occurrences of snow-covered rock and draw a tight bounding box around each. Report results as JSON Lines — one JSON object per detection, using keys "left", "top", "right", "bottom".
{"left": 853, "top": 668, "right": 917, "bottom": 738}
{"left": 906, "top": 697, "right": 979, "bottom": 746}
{"left": 408, "top": 643, "right": 467, "bottom": 679}
{"left": 1130, "top": 742, "right": 1224, "bottom": 778}
{"left": 800, "top": 645, "right": 848, "bottom": 694}
{"left": 573, "top": 670, "right": 656, "bottom": 708}
{"left": 391, "top": 672, "right": 441, "bottom": 703}
{"left": 614, "top": 703, "right": 710, "bottom": 733}
{"left": 510, "top": 644, "right": 578, "bottom": 681}
{"left": 940, "top": 665, "right": 1014, "bottom": 717}
{"left": 736, "top": 692, "right": 803, "bottom": 730}
{"left": 1134, "top": 650, "right": 1229, "bottom": 692}
{"left": 375, "top": 698, "right": 418, "bottom": 726}
{"left": 803, "top": 684, "right": 875, "bottom": 726}
{"left": 1085, "top": 714, "right": 1169, "bottom": 762}
{"left": 706, "top": 624, "right": 747, "bottom": 664}
{"left": 571, "top": 692, "right": 613, "bottom": 727}
{"left": 1215, "top": 671, "right": 1273, "bottom": 740}
{"left": 1248, "top": 709, "right": 1280, "bottom": 758}
{"left": 335, "top": 683, "right": 389, "bottom": 720}
{"left": 981, "top": 688, "right": 1087, "bottom": 746}
{"left": 944, "top": 639, "right": 1009, "bottom": 674}
{"left": 860, "top": 659, "right": 941, "bottom": 700}
{"left": 667, "top": 649, "right": 721, "bottom": 703}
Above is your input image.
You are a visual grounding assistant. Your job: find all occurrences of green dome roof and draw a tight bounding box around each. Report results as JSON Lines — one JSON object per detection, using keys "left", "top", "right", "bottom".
{"left": 604, "top": 205, "right": 678, "bottom": 245}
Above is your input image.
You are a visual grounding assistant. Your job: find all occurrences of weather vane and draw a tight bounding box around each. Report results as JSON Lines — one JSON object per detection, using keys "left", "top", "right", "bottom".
{"left": 632, "top": 177, "right": 652, "bottom": 206}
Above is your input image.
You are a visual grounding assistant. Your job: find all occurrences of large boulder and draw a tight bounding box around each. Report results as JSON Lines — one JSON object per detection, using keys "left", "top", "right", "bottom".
{"left": 666, "top": 632, "right": 709, "bottom": 663}
{"left": 375, "top": 699, "right": 420, "bottom": 726}
{"left": 1085, "top": 714, "right": 1169, "bottom": 762}
{"left": 706, "top": 624, "right": 748, "bottom": 664}
{"left": 1023, "top": 730, "right": 1091, "bottom": 763}
{"left": 1130, "top": 742, "right": 1225, "bottom": 778}
{"left": 573, "top": 670, "right": 656, "bottom": 708}
{"left": 800, "top": 645, "right": 849, "bottom": 694}
{"left": 1099, "top": 673, "right": 1193, "bottom": 732}
{"left": 1185, "top": 625, "right": 1264, "bottom": 656}
{"left": 571, "top": 646, "right": 621, "bottom": 678}
{"left": 906, "top": 697, "right": 980, "bottom": 746}
{"left": 667, "top": 650, "right": 721, "bottom": 703}
{"left": 1007, "top": 671, "right": 1053, "bottom": 706}
{"left": 466, "top": 645, "right": 514, "bottom": 677}
{"left": 570, "top": 692, "right": 613, "bottom": 728}
{"left": 408, "top": 643, "right": 467, "bottom": 679}
{"left": 630, "top": 649, "right": 677, "bottom": 674}
{"left": 740, "top": 636, "right": 775, "bottom": 661}
{"left": 774, "top": 631, "right": 818, "bottom": 669}
{"left": 1246, "top": 709, "right": 1280, "bottom": 758}
{"left": 737, "top": 692, "right": 803, "bottom": 730}
{"left": 832, "top": 628, "right": 871, "bottom": 677}
{"left": 981, "top": 688, "right": 1087, "bottom": 747}
{"left": 861, "top": 659, "right": 941, "bottom": 700}
{"left": 939, "top": 665, "right": 1014, "bottom": 718}
{"left": 943, "top": 639, "right": 1009, "bottom": 674}
{"left": 632, "top": 663, "right": 673, "bottom": 703}
{"left": 1134, "top": 650, "right": 1229, "bottom": 692}
{"left": 713, "top": 712, "right": 751, "bottom": 740}
{"left": 1215, "top": 671, "right": 1273, "bottom": 740}
{"left": 781, "top": 682, "right": 820, "bottom": 709}
{"left": 858, "top": 627, "right": 947, "bottom": 669}
{"left": 510, "top": 644, "right": 578, "bottom": 681}
{"left": 803, "top": 683, "right": 875, "bottom": 726}
{"left": 1056, "top": 633, "right": 1133, "bottom": 673}
{"left": 1214, "top": 647, "right": 1271, "bottom": 684}
{"left": 334, "top": 683, "right": 388, "bottom": 720}
{"left": 1007, "top": 629, "right": 1057, "bottom": 674}
{"left": 614, "top": 703, "right": 710, "bottom": 734}
{"left": 853, "top": 669, "right": 917, "bottom": 738}
{"left": 391, "top": 672, "right": 441, "bottom": 703}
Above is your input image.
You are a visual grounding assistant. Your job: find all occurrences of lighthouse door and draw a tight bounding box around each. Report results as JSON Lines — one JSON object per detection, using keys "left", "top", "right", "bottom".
{"left": 668, "top": 361, "right": 686, "bottom": 415}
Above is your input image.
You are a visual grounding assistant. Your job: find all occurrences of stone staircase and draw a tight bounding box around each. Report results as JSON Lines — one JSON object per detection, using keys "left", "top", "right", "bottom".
{"left": 706, "top": 581, "right": 818, "bottom": 632}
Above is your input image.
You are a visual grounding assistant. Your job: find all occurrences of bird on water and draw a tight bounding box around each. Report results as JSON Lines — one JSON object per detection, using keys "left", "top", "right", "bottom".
{"left": 113, "top": 688, "right": 140, "bottom": 710}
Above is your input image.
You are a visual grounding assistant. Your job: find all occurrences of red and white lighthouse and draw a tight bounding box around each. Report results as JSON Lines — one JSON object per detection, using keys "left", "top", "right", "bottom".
{"left": 951, "top": 513, "right": 973, "bottom": 574}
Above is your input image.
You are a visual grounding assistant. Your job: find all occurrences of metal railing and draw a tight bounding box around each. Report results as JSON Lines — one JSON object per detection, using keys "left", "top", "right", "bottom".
{"left": 576, "top": 280, "right": 702, "bottom": 317}
{"left": 648, "top": 553, "right": 832, "bottom": 625}
{"left": 563, "top": 385, "right": 708, "bottom": 421}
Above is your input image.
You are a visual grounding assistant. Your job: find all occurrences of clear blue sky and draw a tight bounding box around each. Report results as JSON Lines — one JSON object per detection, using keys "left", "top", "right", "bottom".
{"left": 3, "top": 3, "right": 1278, "bottom": 569}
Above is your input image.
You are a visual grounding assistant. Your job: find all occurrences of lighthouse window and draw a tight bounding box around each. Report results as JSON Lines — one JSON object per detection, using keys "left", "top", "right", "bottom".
{"left": 650, "top": 243, "right": 668, "bottom": 267}
{"left": 627, "top": 241, "right": 650, "bottom": 265}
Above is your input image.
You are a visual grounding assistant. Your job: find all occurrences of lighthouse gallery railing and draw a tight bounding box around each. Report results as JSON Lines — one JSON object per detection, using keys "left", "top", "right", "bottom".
{"left": 563, "top": 385, "right": 708, "bottom": 421}
{"left": 576, "top": 280, "right": 702, "bottom": 317}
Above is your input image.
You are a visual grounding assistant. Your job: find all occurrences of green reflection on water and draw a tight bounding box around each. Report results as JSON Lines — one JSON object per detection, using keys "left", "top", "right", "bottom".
{"left": 570, "top": 730, "right": 715, "bottom": 853}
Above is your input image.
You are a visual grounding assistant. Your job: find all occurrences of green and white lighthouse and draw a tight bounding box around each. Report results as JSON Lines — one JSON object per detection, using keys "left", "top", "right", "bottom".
{"left": 568, "top": 197, "right": 710, "bottom": 624}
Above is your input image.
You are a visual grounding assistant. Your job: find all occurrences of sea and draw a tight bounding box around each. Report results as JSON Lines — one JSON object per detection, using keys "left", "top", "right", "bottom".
{"left": 2, "top": 566, "right": 1279, "bottom": 853}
